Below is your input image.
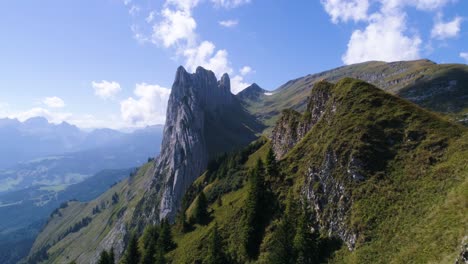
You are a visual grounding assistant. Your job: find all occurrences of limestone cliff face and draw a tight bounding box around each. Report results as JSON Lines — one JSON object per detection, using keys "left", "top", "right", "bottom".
{"left": 271, "top": 81, "right": 333, "bottom": 159}
{"left": 270, "top": 80, "right": 363, "bottom": 249}
{"left": 134, "top": 66, "right": 259, "bottom": 224}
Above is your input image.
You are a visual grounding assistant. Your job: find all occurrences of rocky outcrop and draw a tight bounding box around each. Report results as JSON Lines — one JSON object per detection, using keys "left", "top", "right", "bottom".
{"left": 271, "top": 81, "right": 333, "bottom": 159}
{"left": 134, "top": 66, "right": 260, "bottom": 224}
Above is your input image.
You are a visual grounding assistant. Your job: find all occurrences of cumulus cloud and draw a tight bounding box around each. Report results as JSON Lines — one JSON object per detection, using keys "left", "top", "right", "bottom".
{"left": 231, "top": 75, "right": 250, "bottom": 94}
{"left": 43, "top": 96, "right": 65, "bottom": 108}
{"left": 342, "top": 12, "right": 422, "bottom": 64}
{"left": 322, "top": 0, "right": 457, "bottom": 64}
{"left": 219, "top": 19, "right": 239, "bottom": 28}
{"left": 461, "top": 52, "right": 468, "bottom": 63}
{"left": 8, "top": 107, "right": 72, "bottom": 124}
{"left": 183, "top": 41, "right": 232, "bottom": 76}
{"left": 211, "top": 0, "right": 251, "bottom": 9}
{"left": 240, "top": 66, "right": 252, "bottom": 75}
{"left": 129, "top": 5, "right": 140, "bottom": 16}
{"left": 120, "top": 83, "right": 171, "bottom": 127}
{"left": 431, "top": 15, "right": 462, "bottom": 39}
{"left": 92, "top": 80, "right": 121, "bottom": 99}
{"left": 152, "top": 8, "right": 197, "bottom": 48}
{"left": 130, "top": 0, "right": 253, "bottom": 93}
{"left": 320, "top": 0, "right": 369, "bottom": 23}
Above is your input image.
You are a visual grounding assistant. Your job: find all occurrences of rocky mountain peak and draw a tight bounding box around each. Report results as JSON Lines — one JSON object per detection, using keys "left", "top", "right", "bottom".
{"left": 135, "top": 66, "right": 258, "bottom": 222}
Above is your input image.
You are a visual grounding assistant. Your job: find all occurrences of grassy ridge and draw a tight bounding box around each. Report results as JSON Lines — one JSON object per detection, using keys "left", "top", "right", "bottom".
{"left": 239, "top": 60, "right": 468, "bottom": 131}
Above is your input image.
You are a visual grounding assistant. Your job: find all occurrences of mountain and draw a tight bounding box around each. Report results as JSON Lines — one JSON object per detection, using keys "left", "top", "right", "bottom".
{"left": 0, "top": 125, "right": 163, "bottom": 264}
{"left": 26, "top": 66, "right": 263, "bottom": 263}
{"left": 239, "top": 60, "right": 468, "bottom": 129}
{"left": 27, "top": 62, "right": 467, "bottom": 264}
{"left": 0, "top": 125, "right": 163, "bottom": 193}
{"left": 0, "top": 168, "right": 133, "bottom": 264}
{"left": 0, "top": 118, "right": 163, "bottom": 170}
{"left": 134, "top": 66, "right": 262, "bottom": 223}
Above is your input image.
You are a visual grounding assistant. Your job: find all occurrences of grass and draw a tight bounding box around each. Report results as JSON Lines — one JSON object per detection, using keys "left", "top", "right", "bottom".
{"left": 239, "top": 60, "right": 468, "bottom": 133}
{"left": 27, "top": 162, "right": 155, "bottom": 264}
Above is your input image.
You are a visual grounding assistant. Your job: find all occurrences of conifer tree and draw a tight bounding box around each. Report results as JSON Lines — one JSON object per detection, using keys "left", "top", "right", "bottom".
{"left": 265, "top": 147, "right": 278, "bottom": 177}
{"left": 242, "top": 158, "right": 266, "bottom": 260}
{"left": 205, "top": 224, "right": 226, "bottom": 264}
{"left": 140, "top": 236, "right": 156, "bottom": 264}
{"left": 154, "top": 244, "right": 166, "bottom": 264}
{"left": 109, "top": 247, "right": 115, "bottom": 264}
{"left": 267, "top": 192, "right": 296, "bottom": 264}
{"left": 194, "top": 191, "right": 209, "bottom": 225}
{"left": 97, "top": 250, "right": 110, "bottom": 264}
{"left": 122, "top": 233, "right": 140, "bottom": 264}
{"left": 293, "top": 202, "right": 319, "bottom": 264}
{"left": 159, "top": 219, "right": 175, "bottom": 252}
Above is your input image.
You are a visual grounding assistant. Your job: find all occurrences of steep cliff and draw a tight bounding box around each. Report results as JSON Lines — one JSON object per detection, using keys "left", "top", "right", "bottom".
{"left": 271, "top": 81, "right": 333, "bottom": 159}
{"left": 132, "top": 66, "right": 261, "bottom": 226}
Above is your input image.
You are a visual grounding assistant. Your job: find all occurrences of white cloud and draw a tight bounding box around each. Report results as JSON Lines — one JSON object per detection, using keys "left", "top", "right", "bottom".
{"left": 120, "top": 83, "right": 171, "bottom": 127}
{"left": 219, "top": 19, "right": 239, "bottom": 28}
{"left": 166, "top": 0, "right": 200, "bottom": 12}
{"left": 322, "top": 0, "right": 457, "bottom": 64}
{"left": 129, "top": 5, "right": 140, "bottom": 16}
{"left": 183, "top": 41, "right": 232, "bottom": 77}
{"left": 146, "top": 11, "right": 156, "bottom": 23}
{"left": 431, "top": 15, "right": 462, "bottom": 39}
{"left": 92, "top": 80, "right": 121, "bottom": 99}
{"left": 321, "top": 0, "right": 369, "bottom": 23}
{"left": 43, "top": 96, "right": 65, "bottom": 108}
{"left": 342, "top": 12, "right": 422, "bottom": 64}
{"left": 152, "top": 8, "right": 197, "bottom": 48}
{"left": 460, "top": 52, "right": 468, "bottom": 63}
{"left": 123, "top": 0, "right": 132, "bottom": 6}
{"left": 211, "top": 0, "right": 251, "bottom": 8}
{"left": 231, "top": 75, "right": 250, "bottom": 94}
{"left": 135, "top": 0, "right": 252, "bottom": 93}
{"left": 240, "top": 66, "right": 252, "bottom": 75}
{"left": 8, "top": 107, "right": 72, "bottom": 124}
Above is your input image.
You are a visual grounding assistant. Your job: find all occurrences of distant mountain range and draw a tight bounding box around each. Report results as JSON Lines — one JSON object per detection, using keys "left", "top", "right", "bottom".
{"left": 0, "top": 119, "right": 163, "bottom": 193}
{"left": 0, "top": 117, "right": 162, "bottom": 169}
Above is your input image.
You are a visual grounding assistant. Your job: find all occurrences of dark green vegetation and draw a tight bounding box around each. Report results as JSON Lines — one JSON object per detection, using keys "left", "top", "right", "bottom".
{"left": 241, "top": 60, "right": 468, "bottom": 130}
{"left": 27, "top": 61, "right": 468, "bottom": 263}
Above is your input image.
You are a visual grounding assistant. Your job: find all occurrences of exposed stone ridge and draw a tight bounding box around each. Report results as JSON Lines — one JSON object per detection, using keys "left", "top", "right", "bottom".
{"left": 236, "top": 83, "right": 267, "bottom": 101}
{"left": 135, "top": 66, "right": 238, "bottom": 223}
{"left": 271, "top": 81, "right": 333, "bottom": 159}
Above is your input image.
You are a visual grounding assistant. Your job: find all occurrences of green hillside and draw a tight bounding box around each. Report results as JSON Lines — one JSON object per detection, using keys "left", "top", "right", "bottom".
{"left": 26, "top": 163, "right": 155, "bottom": 264}
{"left": 111, "top": 78, "right": 467, "bottom": 263}
{"left": 239, "top": 60, "right": 468, "bottom": 130}
{"left": 28, "top": 75, "right": 467, "bottom": 264}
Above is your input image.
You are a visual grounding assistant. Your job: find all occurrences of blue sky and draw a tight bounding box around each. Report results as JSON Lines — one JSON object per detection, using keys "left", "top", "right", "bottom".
{"left": 0, "top": 0, "right": 467, "bottom": 129}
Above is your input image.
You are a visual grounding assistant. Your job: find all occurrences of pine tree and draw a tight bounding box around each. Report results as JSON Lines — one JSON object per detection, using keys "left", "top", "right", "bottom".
{"left": 267, "top": 192, "right": 296, "bottom": 264}
{"left": 159, "top": 219, "right": 175, "bottom": 252}
{"left": 154, "top": 243, "right": 166, "bottom": 264}
{"left": 177, "top": 209, "right": 190, "bottom": 233}
{"left": 109, "top": 247, "right": 115, "bottom": 264}
{"left": 242, "top": 158, "right": 266, "bottom": 260}
{"left": 140, "top": 236, "right": 156, "bottom": 264}
{"left": 97, "top": 250, "right": 110, "bottom": 264}
{"left": 122, "top": 233, "right": 140, "bottom": 264}
{"left": 205, "top": 224, "right": 226, "bottom": 264}
{"left": 194, "top": 191, "right": 209, "bottom": 225}
{"left": 293, "top": 202, "right": 319, "bottom": 264}
{"left": 265, "top": 147, "right": 278, "bottom": 177}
